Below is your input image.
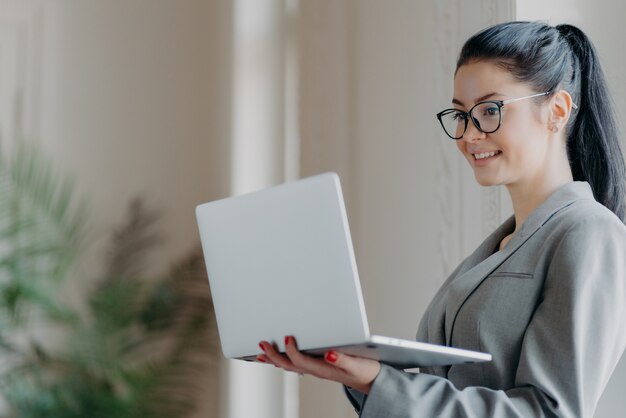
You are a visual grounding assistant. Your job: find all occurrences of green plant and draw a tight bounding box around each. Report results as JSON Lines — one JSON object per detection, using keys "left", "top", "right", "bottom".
{"left": 0, "top": 141, "right": 217, "bottom": 417}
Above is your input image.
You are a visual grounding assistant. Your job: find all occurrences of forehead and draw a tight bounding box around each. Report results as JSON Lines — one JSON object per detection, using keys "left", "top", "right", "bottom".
{"left": 453, "top": 60, "right": 528, "bottom": 104}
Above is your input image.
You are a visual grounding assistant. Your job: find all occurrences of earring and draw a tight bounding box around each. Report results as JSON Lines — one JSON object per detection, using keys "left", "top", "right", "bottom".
{"left": 550, "top": 125, "right": 559, "bottom": 133}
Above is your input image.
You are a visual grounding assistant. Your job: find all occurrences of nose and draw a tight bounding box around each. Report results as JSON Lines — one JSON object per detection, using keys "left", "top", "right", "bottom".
{"left": 461, "top": 117, "right": 487, "bottom": 143}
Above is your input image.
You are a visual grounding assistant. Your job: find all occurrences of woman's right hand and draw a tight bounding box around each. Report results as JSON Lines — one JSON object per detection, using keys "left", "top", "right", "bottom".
{"left": 257, "top": 336, "right": 381, "bottom": 394}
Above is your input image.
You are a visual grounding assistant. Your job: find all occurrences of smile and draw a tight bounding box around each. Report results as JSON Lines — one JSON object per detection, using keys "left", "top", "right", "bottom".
{"left": 473, "top": 151, "right": 502, "bottom": 160}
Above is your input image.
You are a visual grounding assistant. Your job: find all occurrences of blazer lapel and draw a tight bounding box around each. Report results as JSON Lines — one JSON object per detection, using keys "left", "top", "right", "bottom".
{"left": 444, "top": 182, "right": 595, "bottom": 346}
{"left": 444, "top": 219, "right": 522, "bottom": 346}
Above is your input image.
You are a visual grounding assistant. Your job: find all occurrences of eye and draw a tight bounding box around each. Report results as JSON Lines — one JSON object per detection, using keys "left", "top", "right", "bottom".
{"left": 483, "top": 106, "right": 499, "bottom": 117}
{"left": 451, "top": 111, "right": 468, "bottom": 121}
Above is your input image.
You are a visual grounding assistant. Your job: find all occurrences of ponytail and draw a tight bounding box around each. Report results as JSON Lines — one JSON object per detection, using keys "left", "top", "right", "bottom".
{"left": 457, "top": 21, "right": 626, "bottom": 222}
{"left": 556, "top": 24, "right": 626, "bottom": 222}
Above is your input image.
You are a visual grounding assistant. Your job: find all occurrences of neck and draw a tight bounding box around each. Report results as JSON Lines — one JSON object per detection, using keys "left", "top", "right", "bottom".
{"left": 505, "top": 149, "right": 573, "bottom": 233}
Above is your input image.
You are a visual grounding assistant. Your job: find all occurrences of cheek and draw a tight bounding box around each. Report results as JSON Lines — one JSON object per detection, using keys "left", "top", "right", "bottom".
{"left": 501, "top": 107, "right": 546, "bottom": 144}
{"left": 492, "top": 133, "right": 542, "bottom": 176}
{"left": 497, "top": 124, "right": 542, "bottom": 160}
{"left": 456, "top": 140, "right": 468, "bottom": 156}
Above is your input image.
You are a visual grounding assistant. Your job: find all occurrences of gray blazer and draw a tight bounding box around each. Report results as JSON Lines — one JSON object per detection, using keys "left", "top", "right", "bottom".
{"left": 345, "top": 182, "right": 626, "bottom": 417}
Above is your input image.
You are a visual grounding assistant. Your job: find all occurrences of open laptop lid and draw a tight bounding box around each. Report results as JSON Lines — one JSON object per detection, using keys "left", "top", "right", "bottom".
{"left": 196, "top": 172, "right": 370, "bottom": 358}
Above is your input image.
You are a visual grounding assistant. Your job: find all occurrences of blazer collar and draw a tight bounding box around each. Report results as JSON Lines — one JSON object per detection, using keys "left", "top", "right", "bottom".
{"left": 516, "top": 181, "right": 594, "bottom": 239}
{"left": 444, "top": 181, "right": 594, "bottom": 346}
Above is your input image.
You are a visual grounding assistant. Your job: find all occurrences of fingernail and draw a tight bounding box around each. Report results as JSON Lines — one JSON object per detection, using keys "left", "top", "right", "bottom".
{"left": 325, "top": 351, "right": 338, "bottom": 363}
{"left": 259, "top": 343, "right": 266, "bottom": 352}
{"left": 257, "top": 357, "right": 266, "bottom": 363}
{"left": 285, "top": 336, "right": 290, "bottom": 345}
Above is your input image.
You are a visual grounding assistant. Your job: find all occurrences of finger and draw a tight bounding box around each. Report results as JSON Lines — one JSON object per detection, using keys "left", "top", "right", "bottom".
{"left": 324, "top": 350, "right": 376, "bottom": 375}
{"left": 256, "top": 354, "right": 272, "bottom": 364}
{"left": 323, "top": 350, "right": 381, "bottom": 390}
{"left": 283, "top": 337, "right": 381, "bottom": 392}
{"left": 284, "top": 336, "right": 339, "bottom": 378}
{"left": 323, "top": 350, "right": 355, "bottom": 373}
{"left": 259, "top": 340, "right": 303, "bottom": 374}
{"left": 256, "top": 354, "right": 284, "bottom": 369}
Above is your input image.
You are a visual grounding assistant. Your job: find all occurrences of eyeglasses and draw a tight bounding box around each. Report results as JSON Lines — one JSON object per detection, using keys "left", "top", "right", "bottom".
{"left": 436, "top": 92, "right": 552, "bottom": 140}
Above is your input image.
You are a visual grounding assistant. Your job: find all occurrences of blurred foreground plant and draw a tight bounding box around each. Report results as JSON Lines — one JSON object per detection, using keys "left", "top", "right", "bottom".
{"left": 0, "top": 141, "right": 217, "bottom": 418}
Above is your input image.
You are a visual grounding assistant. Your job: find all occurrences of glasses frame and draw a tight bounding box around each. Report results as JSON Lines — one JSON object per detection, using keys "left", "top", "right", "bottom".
{"left": 436, "top": 91, "right": 552, "bottom": 140}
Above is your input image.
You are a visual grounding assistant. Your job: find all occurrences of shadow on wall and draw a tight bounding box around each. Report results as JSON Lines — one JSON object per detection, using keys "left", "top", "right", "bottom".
{"left": 0, "top": 140, "right": 219, "bottom": 418}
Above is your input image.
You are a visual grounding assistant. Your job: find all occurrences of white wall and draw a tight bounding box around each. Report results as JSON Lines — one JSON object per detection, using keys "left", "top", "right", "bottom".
{"left": 28, "top": 1, "right": 231, "bottom": 416}
{"left": 39, "top": 0, "right": 231, "bottom": 275}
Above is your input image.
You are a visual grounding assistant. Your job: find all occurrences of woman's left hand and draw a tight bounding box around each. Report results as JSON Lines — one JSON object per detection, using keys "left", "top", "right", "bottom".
{"left": 257, "top": 336, "right": 381, "bottom": 394}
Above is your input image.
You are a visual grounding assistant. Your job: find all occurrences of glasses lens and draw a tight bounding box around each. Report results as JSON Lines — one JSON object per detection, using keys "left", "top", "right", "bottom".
{"left": 439, "top": 110, "right": 466, "bottom": 139}
{"left": 471, "top": 102, "right": 501, "bottom": 133}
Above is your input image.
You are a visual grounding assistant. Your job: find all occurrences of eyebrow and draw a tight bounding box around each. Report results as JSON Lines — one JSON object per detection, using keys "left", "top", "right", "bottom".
{"left": 452, "top": 92, "right": 501, "bottom": 107}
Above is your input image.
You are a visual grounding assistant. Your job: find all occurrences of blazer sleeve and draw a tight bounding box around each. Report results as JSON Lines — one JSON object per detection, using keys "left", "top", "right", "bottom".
{"left": 344, "top": 214, "right": 626, "bottom": 418}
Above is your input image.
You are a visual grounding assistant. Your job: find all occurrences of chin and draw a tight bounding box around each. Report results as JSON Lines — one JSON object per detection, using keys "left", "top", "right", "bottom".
{"left": 473, "top": 174, "right": 501, "bottom": 187}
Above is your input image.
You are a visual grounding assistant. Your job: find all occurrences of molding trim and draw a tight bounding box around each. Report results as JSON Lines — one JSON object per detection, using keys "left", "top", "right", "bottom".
{"left": 434, "top": 0, "right": 461, "bottom": 279}
{"left": 479, "top": 0, "right": 515, "bottom": 238}
{"left": 435, "top": 0, "right": 517, "bottom": 275}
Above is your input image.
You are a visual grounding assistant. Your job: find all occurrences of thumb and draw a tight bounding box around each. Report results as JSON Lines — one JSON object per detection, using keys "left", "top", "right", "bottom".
{"left": 324, "top": 350, "right": 381, "bottom": 393}
{"left": 324, "top": 350, "right": 356, "bottom": 372}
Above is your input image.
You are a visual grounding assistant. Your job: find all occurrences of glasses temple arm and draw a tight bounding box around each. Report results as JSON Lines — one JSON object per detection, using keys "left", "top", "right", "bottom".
{"left": 502, "top": 91, "right": 579, "bottom": 109}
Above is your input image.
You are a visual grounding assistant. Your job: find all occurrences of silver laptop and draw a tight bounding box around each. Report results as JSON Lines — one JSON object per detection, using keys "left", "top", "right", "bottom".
{"left": 195, "top": 172, "right": 491, "bottom": 369}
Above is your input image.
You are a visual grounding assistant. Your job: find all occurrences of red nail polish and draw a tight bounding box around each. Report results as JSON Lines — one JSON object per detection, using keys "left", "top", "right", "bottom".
{"left": 325, "top": 351, "right": 338, "bottom": 363}
{"left": 258, "top": 357, "right": 266, "bottom": 363}
{"left": 259, "top": 343, "right": 266, "bottom": 352}
{"left": 285, "top": 336, "right": 290, "bottom": 345}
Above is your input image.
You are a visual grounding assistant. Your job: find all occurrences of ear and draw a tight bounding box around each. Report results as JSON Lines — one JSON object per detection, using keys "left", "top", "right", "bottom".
{"left": 548, "top": 90, "right": 575, "bottom": 132}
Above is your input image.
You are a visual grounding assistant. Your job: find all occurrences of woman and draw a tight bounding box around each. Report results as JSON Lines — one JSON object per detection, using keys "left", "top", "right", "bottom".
{"left": 257, "top": 21, "right": 626, "bottom": 417}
